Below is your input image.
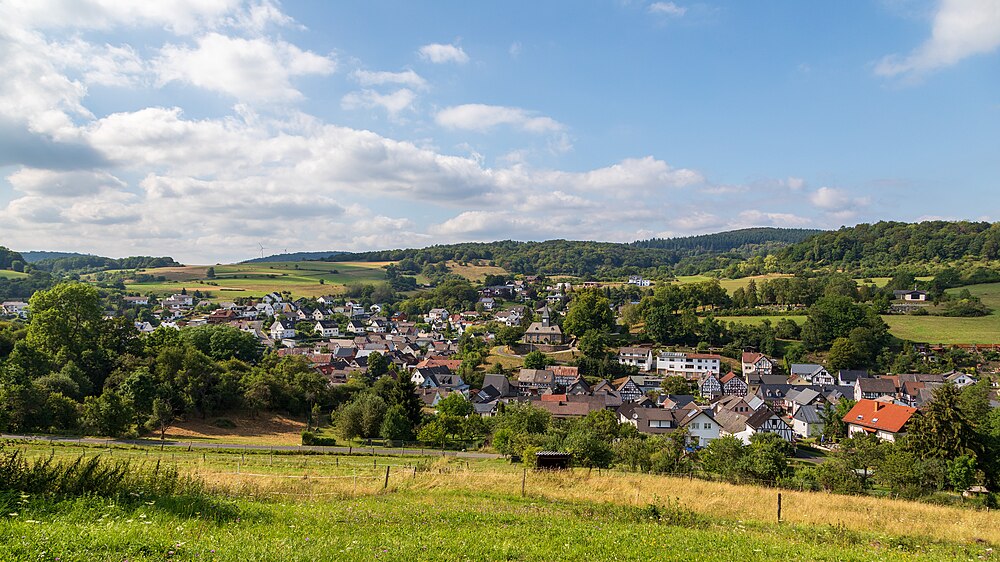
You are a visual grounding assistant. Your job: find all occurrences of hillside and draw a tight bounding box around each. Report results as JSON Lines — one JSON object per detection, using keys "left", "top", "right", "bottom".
{"left": 633, "top": 227, "right": 823, "bottom": 252}
{"left": 18, "top": 250, "right": 91, "bottom": 263}
{"left": 242, "top": 250, "right": 346, "bottom": 263}
{"left": 777, "top": 220, "right": 1000, "bottom": 274}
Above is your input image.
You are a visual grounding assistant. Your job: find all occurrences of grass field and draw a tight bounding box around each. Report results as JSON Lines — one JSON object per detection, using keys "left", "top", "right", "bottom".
{"left": 1, "top": 442, "right": 997, "bottom": 561}
{"left": 162, "top": 412, "right": 307, "bottom": 446}
{"left": 674, "top": 274, "right": 793, "bottom": 294}
{"left": 716, "top": 315, "right": 807, "bottom": 326}
{"left": 0, "top": 270, "right": 29, "bottom": 279}
{"left": 883, "top": 282, "right": 1000, "bottom": 344}
{"left": 443, "top": 260, "right": 507, "bottom": 282}
{"left": 124, "top": 261, "right": 389, "bottom": 299}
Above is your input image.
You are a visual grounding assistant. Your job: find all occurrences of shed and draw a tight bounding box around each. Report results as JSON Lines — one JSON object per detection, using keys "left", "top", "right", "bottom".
{"left": 535, "top": 451, "right": 572, "bottom": 470}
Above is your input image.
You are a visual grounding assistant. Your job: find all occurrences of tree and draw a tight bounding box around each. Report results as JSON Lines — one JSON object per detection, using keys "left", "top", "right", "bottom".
{"left": 81, "top": 390, "right": 134, "bottom": 437}
{"left": 562, "top": 290, "right": 614, "bottom": 337}
{"left": 436, "top": 392, "right": 473, "bottom": 417}
{"left": 495, "top": 325, "right": 524, "bottom": 348}
{"left": 905, "top": 383, "right": 978, "bottom": 461}
{"left": 26, "top": 282, "right": 104, "bottom": 365}
{"left": 820, "top": 399, "right": 856, "bottom": 441}
{"left": 948, "top": 454, "right": 977, "bottom": 492}
{"left": 563, "top": 429, "right": 614, "bottom": 468}
{"left": 380, "top": 404, "right": 412, "bottom": 441}
{"left": 577, "top": 329, "right": 610, "bottom": 360}
{"left": 385, "top": 373, "right": 424, "bottom": 429}
{"left": 739, "top": 432, "right": 791, "bottom": 483}
{"left": 367, "top": 351, "right": 389, "bottom": 380}
{"left": 826, "top": 337, "right": 864, "bottom": 371}
{"left": 700, "top": 435, "right": 746, "bottom": 481}
{"left": 661, "top": 376, "right": 696, "bottom": 395}
{"left": 147, "top": 397, "right": 174, "bottom": 440}
{"left": 523, "top": 350, "right": 553, "bottom": 370}
{"left": 206, "top": 267, "right": 216, "bottom": 279}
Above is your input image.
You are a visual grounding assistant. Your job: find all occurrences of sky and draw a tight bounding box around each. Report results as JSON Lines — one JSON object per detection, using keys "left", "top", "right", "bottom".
{"left": 0, "top": 0, "right": 998, "bottom": 264}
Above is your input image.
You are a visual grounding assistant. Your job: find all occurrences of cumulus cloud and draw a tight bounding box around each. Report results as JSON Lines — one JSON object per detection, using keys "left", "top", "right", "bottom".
{"left": 352, "top": 69, "right": 427, "bottom": 89}
{"left": 155, "top": 33, "right": 335, "bottom": 102}
{"left": 436, "top": 104, "right": 564, "bottom": 133}
{"left": 7, "top": 168, "right": 125, "bottom": 197}
{"left": 648, "top": 2, "right": 687, "bottom": 17}
{"left": 876, "top": 0, "right": 1000, "bottom": 77}
{"left": 341, "top": 88, "right": 417, "bottom": 117}
{"left": 418, "top": 43, "right": 469, "bottom": 64}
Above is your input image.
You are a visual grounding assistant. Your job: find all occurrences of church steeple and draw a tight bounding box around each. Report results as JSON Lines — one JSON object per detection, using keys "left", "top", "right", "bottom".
{"left": 541, "top": 305, "right": 551, "bottom": 327}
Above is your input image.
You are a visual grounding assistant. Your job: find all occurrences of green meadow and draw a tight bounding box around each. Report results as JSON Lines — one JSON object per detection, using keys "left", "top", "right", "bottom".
{"left": 1, "top": 442, "right": 997, "bottom": 561}
{"left": 882, "top": 282, "right": 1000, "bottom": 344}
{"left": 123, "top": 261, "right": 389, "bottom": 299}
{"left": 0, "top": 270, "right": 30, "bottom": 279}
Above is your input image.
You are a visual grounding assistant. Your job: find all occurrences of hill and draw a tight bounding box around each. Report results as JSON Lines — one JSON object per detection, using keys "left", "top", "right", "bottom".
{"left": 632, "top": 227, "right": 823, "bottom": 252}
{"left": 242, "top": 250, "right": 346, "bottom": 263}
{"left": 32, "top": 254, "right": 182, "bottom": 273}
{"left": 0, "top": 246, "right": 25, "bottom": 270}
{"left": 777, "top": 220, "right": 1000, "bottom": 275}
{"left": 18, "top": 250, "right": 92, "bottom": 263}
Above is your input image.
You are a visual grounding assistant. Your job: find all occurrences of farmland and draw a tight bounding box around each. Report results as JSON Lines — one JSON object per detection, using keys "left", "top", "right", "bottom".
{"left": 0, "top": 441, "right": 997, "bottom": 561}
{"left": 123, "top": 261, "right": 390, "bottom": 299}
{"left": 882, "top": 282, "right": 1000, "bottom": 344}
{"left": 716, "top": 315, "right": 806, "bottom": 327}
{"left": 674, "top": 273, "right": 793, "bottom": 293}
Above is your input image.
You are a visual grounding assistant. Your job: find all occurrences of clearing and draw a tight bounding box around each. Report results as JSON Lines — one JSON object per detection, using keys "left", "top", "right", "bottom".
{"left": 883, "top": 282, "right": 1000, "bottom": 344}
{"left": 161, "top": 412, "right": 307, "bottom": 446}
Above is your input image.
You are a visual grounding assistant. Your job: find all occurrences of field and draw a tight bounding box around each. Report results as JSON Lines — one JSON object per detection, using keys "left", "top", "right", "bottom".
{"left": 674, "top": 273, "right": 793, "bottom": 294}
{"left": 0, "top": 270, "right": 29, "bottom": 279}
{"left": 716, "top": 315, "right": 806, "bottom": 326}
{"left": 123, "top": 261, "right": 390, "bottom": 299}
{"left": 442, "top": 260, "right": 508, "bottom": 283}
{"left": 883, "top": 282, "right": 1000, "bottom": 344}
{"left": 161, "top": 412, "right": 307, "bottom": 446}
{"left": 1, "top": 441, "right": 997, "bottom": 561}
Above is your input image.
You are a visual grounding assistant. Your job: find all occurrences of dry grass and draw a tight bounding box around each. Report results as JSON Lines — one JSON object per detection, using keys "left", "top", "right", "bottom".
{"left": 187, "top": 458, "right": 1000, "bottom": 546}
{"left": 444, "top": 260, "right": 508, "bottom": 282}
{"left": 163, "top": 412, "right": 307, "bottom": 446}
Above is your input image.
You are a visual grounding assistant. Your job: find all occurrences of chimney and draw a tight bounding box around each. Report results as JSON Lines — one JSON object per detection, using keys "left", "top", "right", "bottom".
{"left": 874, "top": 402, "right": 884, "bottom": 411}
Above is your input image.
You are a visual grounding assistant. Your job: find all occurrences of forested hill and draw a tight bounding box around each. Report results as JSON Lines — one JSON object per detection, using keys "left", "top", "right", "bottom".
{"left": 19, "top": 251, "right": 90, "bottom": 263}
{"left": 243, "top": 251, "right": 346, "bottom": 263}
{"left": 777, "top": 221, "right": 1000, "bottom": 273}
{"left": 632, "top": 227, "right": 823, "bottom": 252}
{"left": 32, "top": 255, "right": 182, "bottom": 273}
{"left": 0, "top": 246, "right": 26, "bottom": 270}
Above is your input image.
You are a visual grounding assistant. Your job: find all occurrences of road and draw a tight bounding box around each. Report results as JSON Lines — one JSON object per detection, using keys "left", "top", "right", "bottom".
{"left": 1, "top": 433, "right": 501, "bottom": 459}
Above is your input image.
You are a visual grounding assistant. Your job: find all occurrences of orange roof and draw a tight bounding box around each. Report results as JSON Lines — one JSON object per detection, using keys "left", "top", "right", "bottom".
{"left": 720, "top": 371, "right": 738, "bottom": 384}
{"left": 843, "top": 399, "right": 917, "bottom": 434}
{"left": 741, "top": 352, "right": 763, "bottom": 363}
{"left": 687, "top": 353, "right": 723, "bottom": 360}
{"left": 540, "top": 394, "right": 569, "bottom": 402}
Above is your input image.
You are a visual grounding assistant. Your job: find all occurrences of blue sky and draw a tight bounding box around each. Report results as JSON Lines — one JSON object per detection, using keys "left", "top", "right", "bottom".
{"left": 0, "top": 0, "right": 998, "bottom": 263}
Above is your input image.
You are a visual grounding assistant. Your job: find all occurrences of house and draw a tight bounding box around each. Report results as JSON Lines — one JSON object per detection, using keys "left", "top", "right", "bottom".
{"left": 893, "top": 289, "right": 928, "bottom": 302}
{"left": 314, "top": 320, "right": 340, "bottom": 338}
{"left": 536, "top": 397, "right": 593, "bottom": 419}
{"left": 655, "top": 352, "right": 722, "bottom": 378}
{"left": 755, "top": 384, "right": 794, "bottom": 414}
{"left": 720, "top": 371, "right": 749, "bottom": 396}
{"left": 478, "top": 297, "right": 496, "bottom": 310}
{"left": 856, "top": 377, "right": 896, "bottom": 401}
{"left": 618, "top": 403, "right": 678, "bottom": 434}
{"left": 523, "top": 306, "right": 564, "bottom": 345}
{"left": 618, "top": 347, "right": 654, "bottom": 372}
{"left": 791, "top": 404, "right": 825, "bottom": 438}
{"left": 945, "top": 371, "right": 978, "bottom": 388}
{"left": 836, "top": 369, "right": 870, "bottom": 386}
{"left": 843, "top": 400, "right": 917, "bottom": 442}
{"left": 627, "top": 275, "right": 652, "bottom": 287}
{"left": 613, "top": 376, "right": 645, "bottom": 402}
{"left": 550, "top": 365, "right": 581, "bottom": 387}
{"left": 718, "top": 407, "right": 796, "bottom": 444}
{"left": 699, "top": 373, "right": 722, "bottom": 399}
{"left": 790, "top": 364, "right": 834, "bottom": 385}
{"left": 346, "top": 319, "right": 367, "bottom": 334}
{"left": 675, "top": 407, "right": 720, "bottom": 447}
{"left": 425, "top": 308, "right": 449, "bottom": 323}
{"left": 1, "top": 301, "right": 29, "bottom": 317}
{"left": 741, "top": 352, "right": 774, "bottom": 376}
{"left": 269, "top": 318, "right": 297, "bottom": 340}
{"left": 517, "top": 369, "right": 557, "bottom": 393}
{"left": 123, "top": 296, "right": 149, "bottom": 306}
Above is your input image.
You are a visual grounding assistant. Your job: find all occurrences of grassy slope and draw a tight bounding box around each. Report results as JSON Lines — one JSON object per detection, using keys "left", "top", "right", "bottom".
{"left": 0, "top": 270, "right": 29, "bottom": 279}
{"left": 883, "top": 282, "right": 1000, "bottom": 344}
{"left": 1, "top": 443, "right": 997, "bottom": 562}
{"left": 716, "top": 315, "right": 807, "bottom": 326}
{"left": 123, "top": 261, "right": 390, "bottom": 299}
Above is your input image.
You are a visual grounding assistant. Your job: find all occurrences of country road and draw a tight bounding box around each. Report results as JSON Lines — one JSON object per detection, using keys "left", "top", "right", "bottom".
{"left": 1, "top": 433, "right": 501, "bottom": 459}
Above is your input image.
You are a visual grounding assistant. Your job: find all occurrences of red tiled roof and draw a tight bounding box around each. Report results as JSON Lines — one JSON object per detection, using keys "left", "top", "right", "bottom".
{"left": 720, "top": 371, "right": 738, "bottom": 384}
{"left": 843, "top": 399, "right": 917, "bottom": 434}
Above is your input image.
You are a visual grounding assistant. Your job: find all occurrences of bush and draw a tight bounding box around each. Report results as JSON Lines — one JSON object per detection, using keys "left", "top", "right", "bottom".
{"left": 213, "top": 418, "right": 237, "bottom": 429}
{"left": 301, "top": 431, "right": 338, "bottom": 446}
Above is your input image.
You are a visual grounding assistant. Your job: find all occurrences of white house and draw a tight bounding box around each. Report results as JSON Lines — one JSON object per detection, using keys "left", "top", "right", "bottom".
{"left": 791, "top": 404, "right": 825, "bottom": 438}
{"left": 617, "top": 347, "right": 654, "bottom": 371}
{"left": 314, "top": 320, "right": 340, "bottom": 338}
{"left": 741, "top": 352, "right": 774, "bottom": 376}
{"left": 790, "top": 363, "right": 834, "bottom": 385}
{"left": 269, "top": 318, "right": 297, "bottom": 340}
{"left": 655, "top": 352, "right": 722, "bottom": 378}
{"left": 676, "top": 407, "right": 720, "bottom": 447}
{"left": 1, "top": 301, "right": 29, "bottom": 317}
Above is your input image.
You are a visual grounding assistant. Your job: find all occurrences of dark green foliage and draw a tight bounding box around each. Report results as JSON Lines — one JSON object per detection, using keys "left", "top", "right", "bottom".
{"left": 563, "top": 290, "right": 614, "bottom": 337}
{"left": 523, "top": 350, "right": 554, "bottom": 370}
{"left": 0, "top": 246, "right": 27, "bottom": 270}
{"left": 31, "top": 255, "right": 180, "bottom": 274}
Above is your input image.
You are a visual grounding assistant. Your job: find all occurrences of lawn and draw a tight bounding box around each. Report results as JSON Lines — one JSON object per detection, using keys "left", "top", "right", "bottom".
{"left": 0, "top": 270, "right": 29, "bottom": 279}
{"left": 125, "top": 261, "right": 389, "bottom": 300}
{"left": 883, "top": 282, "right": 1000, "bottom": 344}
{"left": 674, "top": 274, "right": 793, "bottom": 294}
{"left": 1, "top": 442, "right": 998, "bottom": 561}
{"left": 716, "top": 315, "right": 807, "bottom": 326}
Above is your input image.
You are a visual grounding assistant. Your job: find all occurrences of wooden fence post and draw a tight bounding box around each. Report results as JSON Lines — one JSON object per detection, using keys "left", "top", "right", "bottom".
{"left": 383, "top": 466, "right": 390, "bottom": 489}
{"left": 521, "top": 468, "right": 527, "bottom": 497}
{"left": 777, "top": 493, "right": 782, "bottom": 522}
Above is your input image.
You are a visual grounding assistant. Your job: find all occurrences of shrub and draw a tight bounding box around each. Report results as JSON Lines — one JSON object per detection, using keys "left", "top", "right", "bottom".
{"left": 213, "top": 418, "right": 237, "bottom": 429}
{"left": 301, "top": 431, "right": 337, "bottom": 446}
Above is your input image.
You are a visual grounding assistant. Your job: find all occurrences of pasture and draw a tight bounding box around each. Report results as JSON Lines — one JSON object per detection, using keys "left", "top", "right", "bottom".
{"left": 0, "top": 270, "right": 29, "bottom": 279}
{"left": 1, "top": 441, "right": 997, "bottom": 561}
{"left": 674, "top": 273, "right": 793, "bottom": 294}
{"left": 882, "top": 282, "right": 1000, "bottom": 344}
{"left": 124, "top": 261, "right": 389, "bottom": 299}
{"left": 716, "top": 315, "right": 806, "bottom": 327}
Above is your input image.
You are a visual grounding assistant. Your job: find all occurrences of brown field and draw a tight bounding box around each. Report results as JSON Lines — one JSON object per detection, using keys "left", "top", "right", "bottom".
{"left": 445, "top": 260, "right": 508, "bottom": 282}
{"left": 163, "top": 412, "right": 307, "bottom": 446}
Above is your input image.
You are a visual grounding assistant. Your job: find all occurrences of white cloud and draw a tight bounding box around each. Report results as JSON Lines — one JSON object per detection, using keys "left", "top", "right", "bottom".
{"left": 155, "top": 33, "right": 335, "bottom": 102}
{"left": 648, "top": 2, "right": 687, "bottom": 17}
{"left": 810, "top": 186, "right": 851, "bottom": 209}
{"left": 418, "top": 43, "right": 469, "bottom": 64}
{"left": 509, "top": 42, "right": 523, "bottom": 58}
{"left": 341, "top": 88, "right": 417, "bottom": 117}
{"left": 528, "top": 156, "right": 704, "bottom": 191}
{"left": 436, "top": 104, "right": 564, "bottom": 133}
{"left": 352, "top": 69, "right": 427, "bottom": 89}
{"left": 0, "top": 0, "right": 244, "bottom": 35}
{"left": 7, "top": 168, "right": 125, "bottom": 197}
{"left": 876, "top": 0, "right": 1000, "bottom": 77}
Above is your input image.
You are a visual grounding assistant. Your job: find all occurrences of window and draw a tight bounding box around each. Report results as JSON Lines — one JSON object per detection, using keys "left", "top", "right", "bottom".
{"left": 704, "top": 423, "right": 712, "bottom": 429}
